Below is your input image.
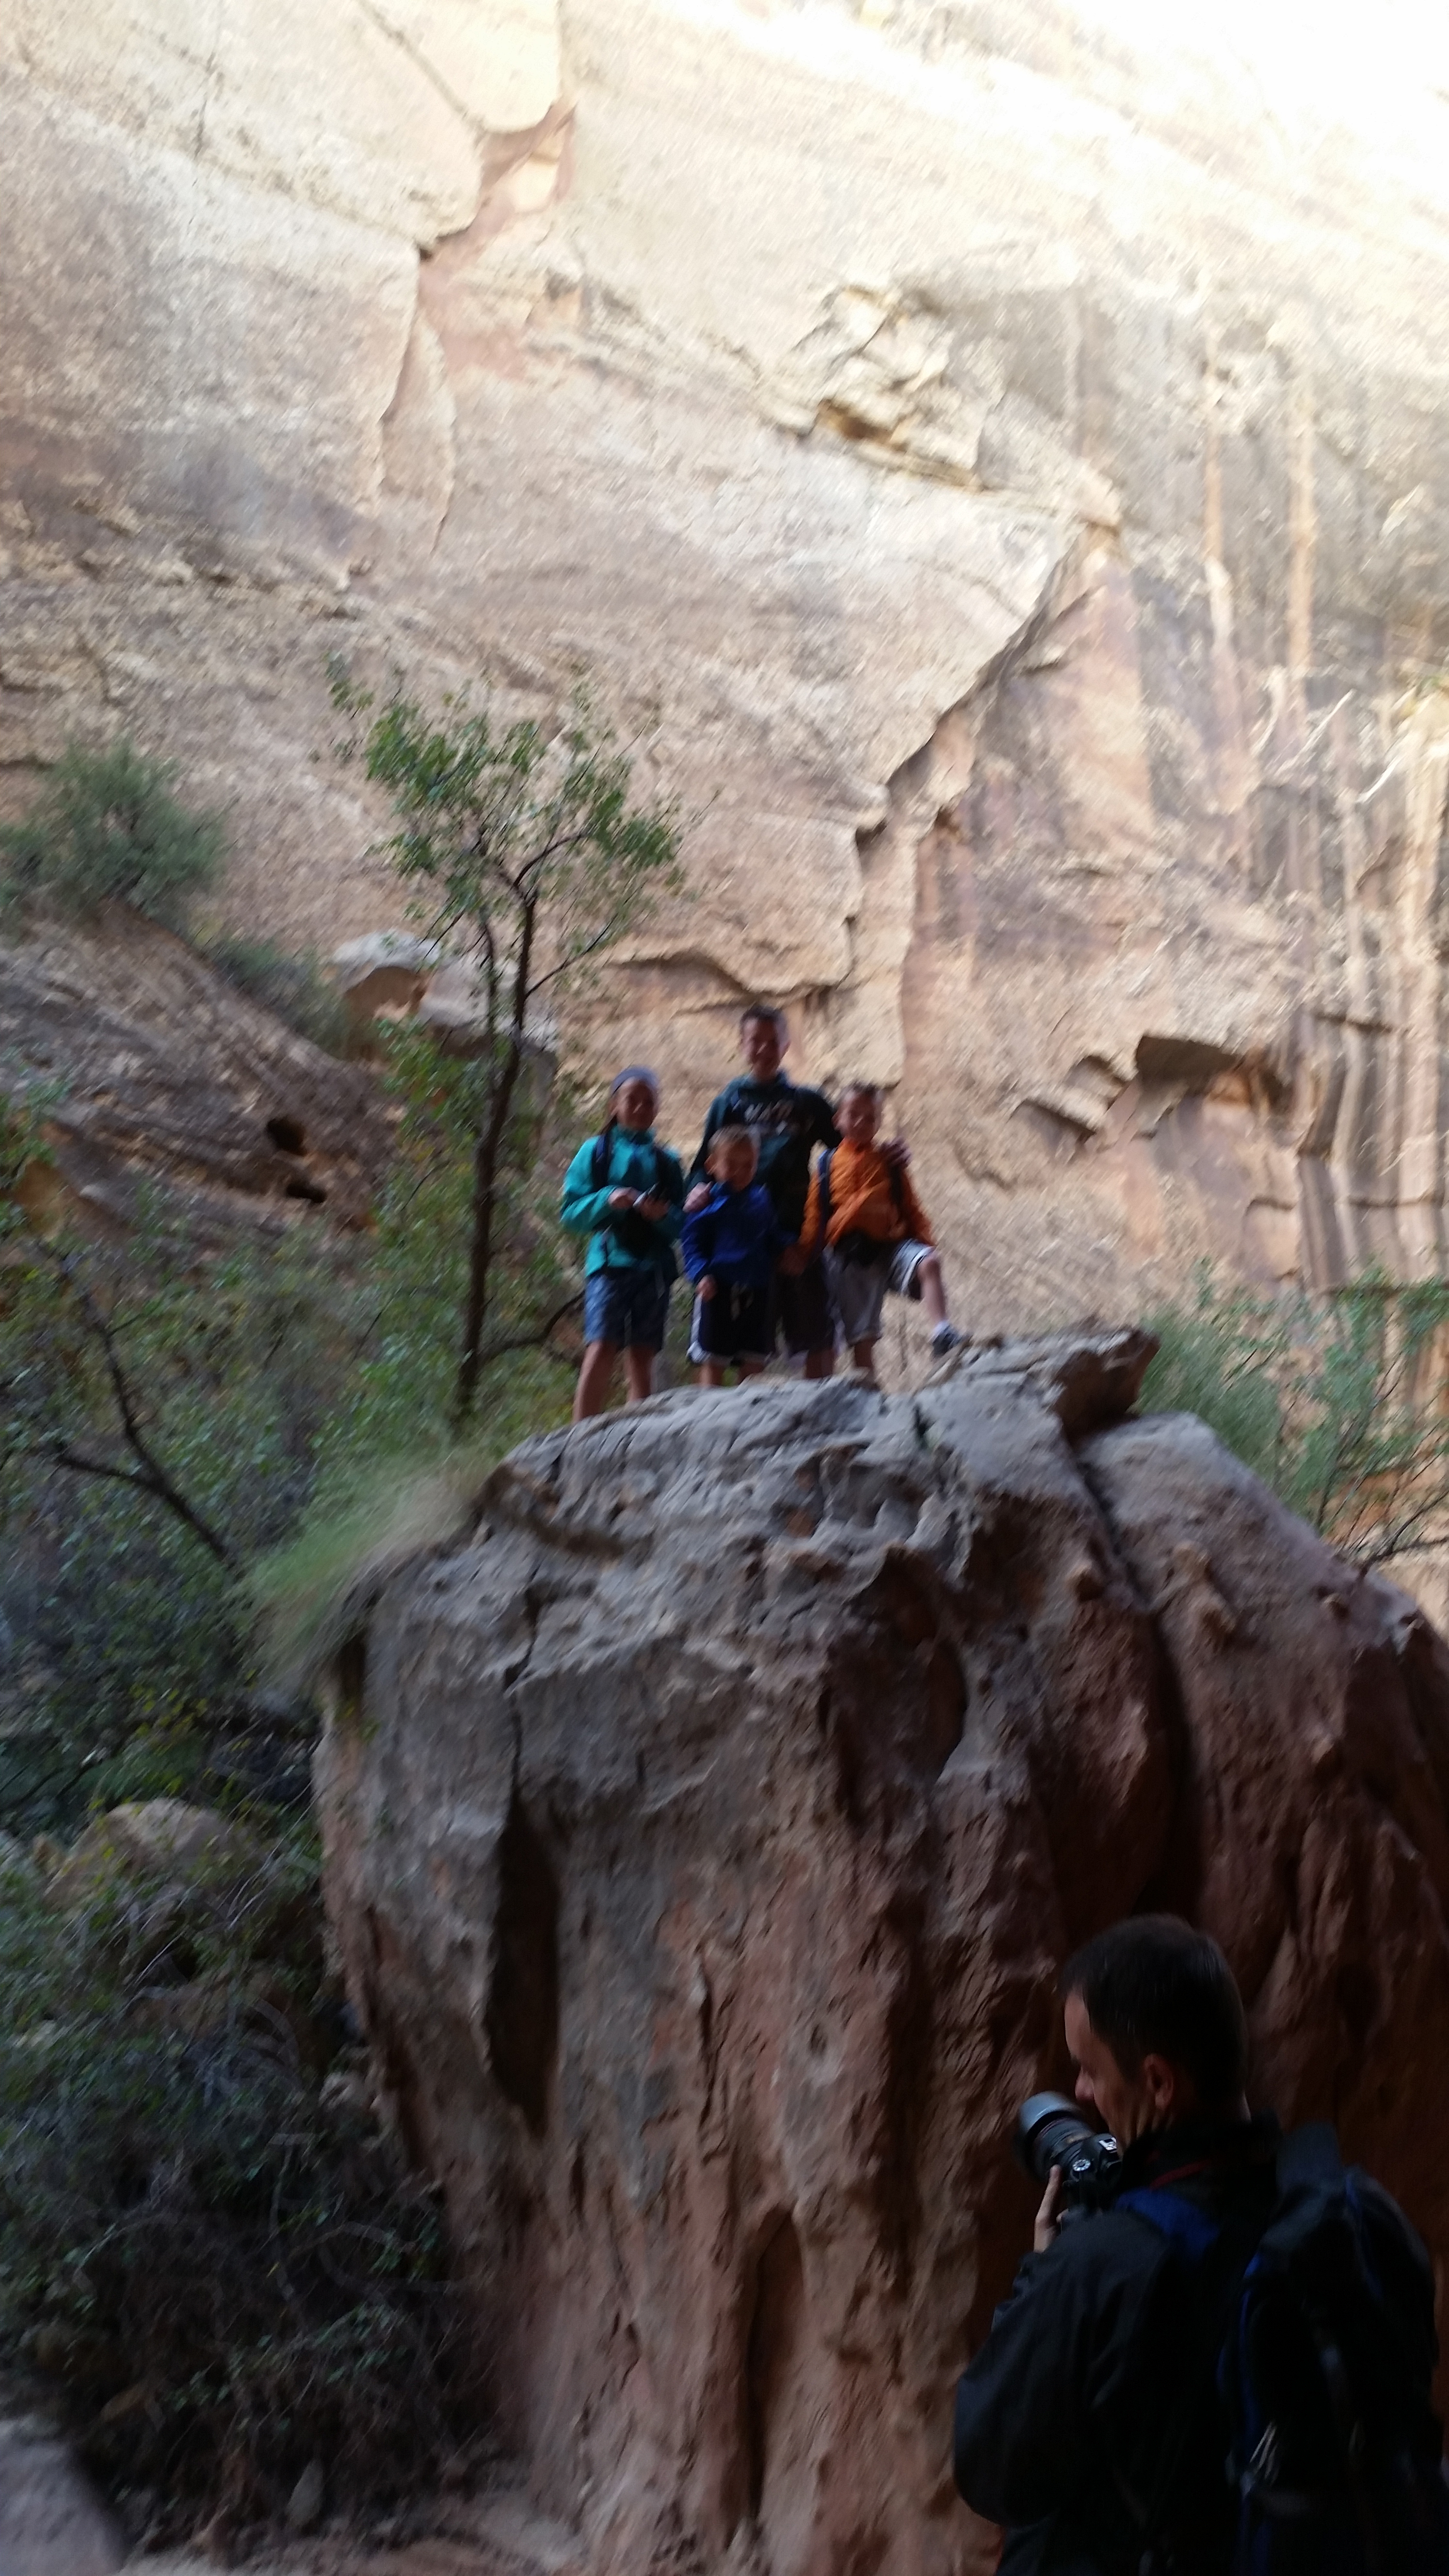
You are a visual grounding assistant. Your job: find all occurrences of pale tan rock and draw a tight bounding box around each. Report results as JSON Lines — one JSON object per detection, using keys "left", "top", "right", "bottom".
{"left": 0, "top": 0, "right": 482, "bottom": 242}
{"left": 0, "top": 2413, "right": 124, "bottom": 2576}
{"left": 331, "top": 927, "right": 441, "bottom": 1020}
{"left": 8, "top": 0, "right": 1449, "bottom": 1359}
{"left": 45, "top": 1799, "right": 261, "bottom": 1911}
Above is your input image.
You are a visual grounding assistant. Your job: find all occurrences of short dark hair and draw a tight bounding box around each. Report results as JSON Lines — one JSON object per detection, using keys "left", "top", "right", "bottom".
{"left": 1061, "top": 1916, "right": 1248, "bottom": 2109}
{"left": 740, "top": 1001, "right": 788, "bottom": 1034}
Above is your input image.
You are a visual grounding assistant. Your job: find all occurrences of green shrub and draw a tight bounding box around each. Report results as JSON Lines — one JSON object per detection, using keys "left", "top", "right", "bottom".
{"left": 1141, "top": 1268, "right": 1449, "bottom": 1566}
{"left": 0, "top": 1165, "right": 367, "bottom": 1835}
{"left": 0, "top": 740, "right": 223, "bottom": 928}
{"left": 0, "top": 1841, "right": 481, "bottom": 2546}
{"left": 1138, "top": 1273, "right": 1287, "bottom": 1492}
{"left": 1, "top": 1022, "right": 575, "bottom": 1833}
{"left": 201, "top": 932, "right": 353, "bottom": 1057}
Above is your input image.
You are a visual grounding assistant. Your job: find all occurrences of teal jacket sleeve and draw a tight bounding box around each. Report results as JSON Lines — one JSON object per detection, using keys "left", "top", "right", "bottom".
{"left": 560, "top": 1135, "right": 615, "bottom": 1237}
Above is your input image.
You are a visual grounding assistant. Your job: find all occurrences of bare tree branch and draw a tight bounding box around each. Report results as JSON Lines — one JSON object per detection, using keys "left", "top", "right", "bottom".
{"left": 473, "top": 1287, "right": 584, "bottom": 1372}
{"left": 36, "top": 1244, "right": 237, "bottom": 1567}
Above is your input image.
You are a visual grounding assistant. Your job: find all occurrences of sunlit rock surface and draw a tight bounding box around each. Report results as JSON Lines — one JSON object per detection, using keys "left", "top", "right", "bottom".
{"left": 6, "top": 1, "right": 1449, "bottom": 1314}
{"left": 319, "top": 1345, "right": 1449, "bottom": 2576}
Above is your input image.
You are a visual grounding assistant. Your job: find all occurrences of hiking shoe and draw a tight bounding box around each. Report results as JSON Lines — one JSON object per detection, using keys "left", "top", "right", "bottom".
{"left": 929, "top": 1322, "right": 966, "bottom": 1355}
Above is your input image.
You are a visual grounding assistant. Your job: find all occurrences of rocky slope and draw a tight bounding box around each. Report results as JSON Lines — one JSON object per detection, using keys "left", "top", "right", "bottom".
{"left": 7, "top": 4, "right": 1449, "bottom": 1324}
{"left": 0, "top": 906, "right": 388, "bottom": 1229}
{"left": 318, "top": 1338, "right": 1449, "bottom": 2576}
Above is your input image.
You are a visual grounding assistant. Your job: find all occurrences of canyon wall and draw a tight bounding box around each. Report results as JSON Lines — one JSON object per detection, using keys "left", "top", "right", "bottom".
{"left": 7, "top": 1, "right": 1449, "bottom": 1321}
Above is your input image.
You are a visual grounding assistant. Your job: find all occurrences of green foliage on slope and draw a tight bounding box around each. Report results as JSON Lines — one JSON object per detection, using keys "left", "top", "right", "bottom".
{"left": 0, "top": 1836, "right": 481, "bottom": 2550}
{"left": 0, "top": 740, "right": 223, "bottom": 929}
{"left": 1141, "top": 1268, "right": 1449, "bottom": 1566}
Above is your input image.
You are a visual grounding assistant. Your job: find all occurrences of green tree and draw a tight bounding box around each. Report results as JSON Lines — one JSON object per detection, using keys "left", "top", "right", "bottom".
{"left": 333, "top": 670, "right": 680, "bottom": 1421}
{"left": 0, "top": 738, "right": 223, "bottom": 927}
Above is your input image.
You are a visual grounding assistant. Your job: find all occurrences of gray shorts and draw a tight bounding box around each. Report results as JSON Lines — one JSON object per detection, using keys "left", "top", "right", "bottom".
{"left": 825, "top": 1239, "right": 932, "bottom": 1347}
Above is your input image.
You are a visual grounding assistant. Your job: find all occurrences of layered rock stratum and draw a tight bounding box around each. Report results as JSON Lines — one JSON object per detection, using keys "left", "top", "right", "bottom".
{"left": 318, "top": 1338, "right": 1449, "bottom": 2576}
{"left": 8, "top": 3, "right": 1449, "bottom": 1322}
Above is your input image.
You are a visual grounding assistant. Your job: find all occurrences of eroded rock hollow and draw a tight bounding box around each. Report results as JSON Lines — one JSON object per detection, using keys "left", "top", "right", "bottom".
{"left": 319, "top": 1335, "right": 1449, "bottom": 2576}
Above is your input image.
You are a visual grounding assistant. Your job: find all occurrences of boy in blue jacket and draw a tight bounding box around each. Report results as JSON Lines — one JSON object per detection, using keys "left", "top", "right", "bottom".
{"left": 561, "top": 1067, "right": 684, "bottom": 1420}
{"left": 680, "top": 1126, "right": 793, "bottom": 1387}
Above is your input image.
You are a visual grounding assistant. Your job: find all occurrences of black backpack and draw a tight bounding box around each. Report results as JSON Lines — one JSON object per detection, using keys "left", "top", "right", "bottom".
{"left": 815, "top": 1145, "right": 905, "bottom": 1267}
{"left": 591, "top": 1127, "right": 675, "bottom": 1272}
{"left": 1119, "top": 2128, "right": 1449, "bottom": 2575}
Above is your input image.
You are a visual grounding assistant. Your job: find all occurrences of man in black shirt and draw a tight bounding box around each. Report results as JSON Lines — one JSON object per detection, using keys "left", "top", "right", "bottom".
{"left": 953, "top": 1918, "right": 1443, "bottom": 2576}
{"left": 687, "top": 1003, "right": 840, "bottom": 1377}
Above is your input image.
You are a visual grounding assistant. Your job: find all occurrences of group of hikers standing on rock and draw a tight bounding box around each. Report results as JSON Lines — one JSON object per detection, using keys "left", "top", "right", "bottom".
{"left": 559, "top": 1025, "right": 1449, "bottom": 2576}
{"left": 560, "top": 999, "right": 963, "bottom": 1419}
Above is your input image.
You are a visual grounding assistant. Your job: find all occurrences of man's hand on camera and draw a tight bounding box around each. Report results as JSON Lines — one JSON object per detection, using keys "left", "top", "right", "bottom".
{"left": 1033, "top": 2166, "right": 1064, "bottom": 2254}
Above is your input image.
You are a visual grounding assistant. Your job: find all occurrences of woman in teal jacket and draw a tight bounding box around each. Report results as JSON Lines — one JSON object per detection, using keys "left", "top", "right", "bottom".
{"left": 561, "top": 1067, "right": 685, "bottom": 1419}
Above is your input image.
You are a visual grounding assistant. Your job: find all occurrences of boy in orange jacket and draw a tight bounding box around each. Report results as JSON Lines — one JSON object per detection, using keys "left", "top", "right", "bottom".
{"left": 796, "top": 1081, "right": 964, "bottom": 1378}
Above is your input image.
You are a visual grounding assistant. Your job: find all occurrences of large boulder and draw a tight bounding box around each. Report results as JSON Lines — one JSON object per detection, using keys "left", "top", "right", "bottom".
{"left": 318, "top": 1333, "right": 1449, "bottom": 2576}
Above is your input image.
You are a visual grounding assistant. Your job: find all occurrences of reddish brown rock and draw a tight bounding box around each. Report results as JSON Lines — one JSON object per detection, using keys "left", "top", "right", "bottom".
{"left": 1081, "top": 1409, "right": 1449, "bottom": 2255}
{"left": 318, "top": 1334, "right": 1449, "bottom": 2576}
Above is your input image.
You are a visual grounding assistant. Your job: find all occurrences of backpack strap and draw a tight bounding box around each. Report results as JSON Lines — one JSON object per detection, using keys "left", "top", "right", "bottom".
{"left": 1113, "top": 2187, "right": 1264, "bottom": 2565}
{"left": 591, "top": 1120, "right": 616, "bottom": 1192}
{"left": 591, "top": 1121, "right": 623, "bottom": 1268}
{"left": 1272, "top": 2121, "right": 1344, "bottom": 2206}
{"left": 1116, "top": 2186, "right": 1224, "bottom": 2263}
{"left": 819, "top": 1147, "right": 834, "bottom": 1239}
{"left": 1245, "top": 2127, "right": 1388, "bottom": 2576}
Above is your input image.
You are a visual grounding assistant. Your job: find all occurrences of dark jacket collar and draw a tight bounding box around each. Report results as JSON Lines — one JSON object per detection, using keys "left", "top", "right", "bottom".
{"left": 1118, "top": 2109, "right": 1280, "bottom": 2191}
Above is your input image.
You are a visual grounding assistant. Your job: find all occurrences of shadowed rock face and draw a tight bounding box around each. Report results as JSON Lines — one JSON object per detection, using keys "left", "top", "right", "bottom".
{"left": 318, "top": 1332, "right": 1449, "bottom": 2576}
{"left": 0, "top": 905, "right": 388, "bottom": 1228}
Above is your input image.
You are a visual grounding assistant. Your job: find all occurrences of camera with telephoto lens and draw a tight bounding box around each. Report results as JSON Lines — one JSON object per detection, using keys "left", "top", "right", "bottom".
{"left": 1015, "top": 2092, "right": 1123, "bottom": 2220}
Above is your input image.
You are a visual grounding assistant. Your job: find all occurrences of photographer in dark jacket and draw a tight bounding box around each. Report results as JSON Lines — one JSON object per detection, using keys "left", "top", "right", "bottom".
{"left": 953, "top": 1917, "right": 1442, "bottom": 2576}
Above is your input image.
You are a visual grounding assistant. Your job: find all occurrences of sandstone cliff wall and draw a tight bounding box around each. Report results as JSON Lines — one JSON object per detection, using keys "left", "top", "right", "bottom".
{"left": 7, "top": 2, "right": 1449, "bottom": 1321}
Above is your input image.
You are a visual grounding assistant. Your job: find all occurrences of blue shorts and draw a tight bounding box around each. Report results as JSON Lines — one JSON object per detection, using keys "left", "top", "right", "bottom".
{"left": 583, "top": 1264, "right": 671, "bottom": 1353}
